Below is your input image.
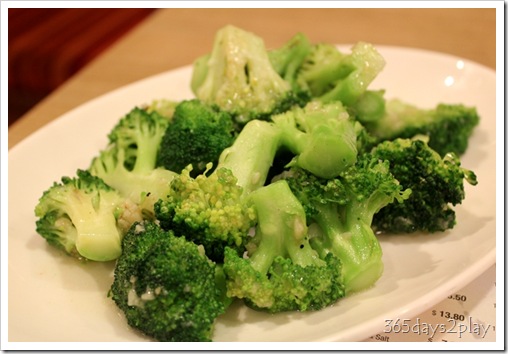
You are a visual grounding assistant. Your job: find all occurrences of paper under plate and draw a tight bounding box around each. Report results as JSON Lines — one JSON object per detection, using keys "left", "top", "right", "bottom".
{"left": 7, "top": 46, "right": 497, "bottom": 346}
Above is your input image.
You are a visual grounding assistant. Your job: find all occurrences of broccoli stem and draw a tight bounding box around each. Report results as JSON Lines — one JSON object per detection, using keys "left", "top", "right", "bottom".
{"left": 216, "top": 119, "right": 282, "bottom": 194}
{"left": 311, "top": 204, "right": 383, "bottom": 294}
{"left": 272, "top": 102, "right": 358, "bottom": 179}
{"left": 248, "top": 180, "right": 323, "bottom": 273}
{"left": 66, "top": 194, "right": 122, "bottom": 261}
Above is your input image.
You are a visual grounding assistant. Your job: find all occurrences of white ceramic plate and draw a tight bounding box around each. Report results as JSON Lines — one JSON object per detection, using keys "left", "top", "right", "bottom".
{"left": 7, "top": 46, "right": 496, "bottom": 347}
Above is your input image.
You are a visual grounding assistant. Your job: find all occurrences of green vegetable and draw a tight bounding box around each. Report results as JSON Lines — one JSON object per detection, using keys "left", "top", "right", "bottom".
{"left": 370, "top": 137, "right": 478, "bottom": 233}
{"left": 110, "top": 220, "right": 229, "bottom": 342}
{"left": 364, "top": 99, "right": 480, "bottom": 156}
{"left": 191, "top": 25, "right": 309, "bottom": 125}
{"left": 268, "top": 32, "right": 313, "bottom": 91}
{"left": 296, "top": 41, "right": 386, "bottom": 107}
{"left": 271, "top": 101, "right": 358, "bottom": 179}
{"left": 156, "top": 99, "right": 236, "bottom": 176}
{"left": 223, "top": 180, "right": 345, "bottom": 313}
{"left": 281, "top": 152, "right": 411, "bottom": 294}
{"left": 35, "top": 169, "right": 127, "bottom": 261}
{"left": 155, "top": 119, "right": 281, "bottom": 262}
{"left": 89, "top": 107, "right": 177, "bottom": 219}
{"left": 33, "top": 25, "right": 482, "bottom": 343}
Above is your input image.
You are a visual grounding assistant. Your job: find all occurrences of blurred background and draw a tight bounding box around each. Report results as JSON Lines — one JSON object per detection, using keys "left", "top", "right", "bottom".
{"left": 8, "top": 8, "right": 496, "bottom": 129}
{"left": 8, "top": 8, "right": 156, "bottom": 125}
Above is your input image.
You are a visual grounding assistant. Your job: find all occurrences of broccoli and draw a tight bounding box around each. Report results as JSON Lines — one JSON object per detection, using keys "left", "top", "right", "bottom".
{"left": 144, "top": 98, "right": 179, "bottom": 120}
{"left": 154, "top": 119, "right": 282, "bottom": 262}
{"left": 223, "top": 180, "right": 345, "bottom": 313}
{"left": 281, "top": 153, "right": 411, "bottom": 294}
{"left": 370, "top": 137, "right": 478, "bottom": 234}
{"left": 34, "top": 169, "right": 128, "bottom": 261}
{"left": 190, "top": 25, "right": 309, "bottom": 125}
{"left": 110, "top": 220, "right": 229, "bottom": 342}
{"left": 89, "top": 107, "right": 177, "bottom": 219}
{"left": 348, "top": 89, "right": 387, "bottom": 124}
{"left": 268, "top": 32, "right": 313, "bottom": 91}
{"left": 156, "top": 99, "right": 236, "bottom": 176}
{"left": 271, "top": 101, "right": 359, "bottom": 179}
{"left": 296, "top": 42, "right": 386, "bottom": 108}
{"left": 363, "top": 98, "right": 480, "bottom": 156}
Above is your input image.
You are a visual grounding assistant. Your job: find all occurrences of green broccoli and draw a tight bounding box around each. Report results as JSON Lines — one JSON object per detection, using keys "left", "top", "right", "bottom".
{"left": 281, "top": 153, "right": 411, "bottom": 294}
{"left": 223, "top": 180, "right": 345, "bottom": 313}
{"left": 34, "top": 169, "right": 128, "bottom": 261}
{"left": 89, "top": 107, "right": 177, "bottom": 219}
{"left": 190, "top": 25, "right": 309, "bottom": 125}
{"left": 156, "top": 99, "right": 236, "bottom": 176}
{"left": 364, "top": 98, "right": 480, "bottom": 156}
{"left": 348, "top": 89, "right": 387, "bottom": 124}
{"left": 296, "top": 41, "right": 386, "bottom": 108}
{"left": 110, "top": 220, "right": 229, "bottom": 342}
{"left": 268, "top": 32, "right": 313, "bottom": 91}
{"left": 271, "top": 101, "right": 358, "bottom": 179}
{"left": 370, "top": 137, "right": 478, "bottom": 233}
{"left": 144, "top": 98, "right": 179, "bottom": 120}
{"left": 155, "top": 119, "right": 282, "bottom": 262}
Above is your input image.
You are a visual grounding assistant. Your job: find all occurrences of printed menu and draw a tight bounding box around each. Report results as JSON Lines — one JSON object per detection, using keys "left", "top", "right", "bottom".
{"left": 366, "top": 264, "right": 496, "bottom": 342}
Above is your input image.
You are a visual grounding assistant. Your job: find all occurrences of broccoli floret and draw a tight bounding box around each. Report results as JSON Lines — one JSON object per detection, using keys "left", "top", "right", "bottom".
{"left": 370, "top": 137, "right": 478, "bottom": 233}
{"left": 110, "top": 220, "right": 228, "bottom": 342}
{"left": 271, "top": 101, "right": 358, "bottom": 179}
{"left": 155, "top": 119, "right": 282, "bottom": 262}
{"left": 268, "top": 32, "right": 313, "bottom": 91}
{"left": 223, "top": 180, "right": 345, "bottom": 313}
{"left": 34, "top": 169, "right": 127, "bottom": 261}
{"left": 364, "top": 99, "right": 480, "bottom": 156}
{"left": 155, "top": 164, "right": 257, "bottom": 263}
{"left": 144, "top": 98, "right": 179, "bottom": 120}
{"left": 296, "top": 42, "right": 386, "bottom": 108}
{"left": 89, "top": 107, "right": 177, "bottom": 219}
{"left": 282, "top": 154, "right": 411, "bottom": 294}
{"left": 191, "top": 25, "right": 309, "bottom": 125}
{"left": 156, "top": 99, "right": 236, "bottom": 176}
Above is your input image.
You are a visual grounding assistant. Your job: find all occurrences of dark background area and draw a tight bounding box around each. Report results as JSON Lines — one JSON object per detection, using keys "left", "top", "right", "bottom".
{"left": 8, "top": 8, "right": 156, "bottom": 126}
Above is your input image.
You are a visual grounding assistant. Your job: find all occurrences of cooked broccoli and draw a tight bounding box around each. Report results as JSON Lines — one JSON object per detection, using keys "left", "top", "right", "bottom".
{"left": 271, "top": 101, "right": 358, "bottom": 179}
{"left": 349, "top": 89, "right": 387, "bottom": 124}
{"left": 34, "top": 169, "right": 127, "bottom": 261}
{"left": 364, "top": 99, "right": 480, "bottom": 156}
{"left": 156, "top": 99, "right": 236, "bottom": 176}
{"left": 370, "top": 137, "right": 478, "bottom": 233}
{"left": 296, "top": 42, "right": 386, "bottom": 108}
{"left": 144, "top": 98, "right": 179, "bottom": 120}
{"left": 281, "top": 153, "right": 411, "bottom": 294}
{"left": 89, "top": 107, "right": 177, "bottom": 219}
{"left": 110, "top": 220, "right": 229, "bottom": 342}
{"left": 223, "top": 180, "right": 345, "bottom": 313}
{"left": 190, "top": 25, "right": 309, "bottom": 125}
{"left": 155, "top": 119, "right": 282, "bottom": 262}
{"left": 268, "top": 32, "right": 313, "bottom": 91}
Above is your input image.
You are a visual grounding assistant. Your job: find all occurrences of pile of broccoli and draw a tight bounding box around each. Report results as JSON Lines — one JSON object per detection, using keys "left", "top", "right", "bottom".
{"left": 34, "top": 25, "right": 479, "bottom": 341}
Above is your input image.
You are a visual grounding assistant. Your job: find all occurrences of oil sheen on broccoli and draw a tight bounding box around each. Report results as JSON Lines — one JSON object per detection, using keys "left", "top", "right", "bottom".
{"left": 223, "top": 180, "right": 345, "bottom": 313}
{"left": 191, "top": 25, "right": 309, "bottom": 125}
{"left": 281, "top": 152, "right": 411, "bottom": 294}
{"left": 35, "top": 169, "right": 127, "bottom": 261}
{"left": 89, "top": 106, "right": 177, "bottom": 219}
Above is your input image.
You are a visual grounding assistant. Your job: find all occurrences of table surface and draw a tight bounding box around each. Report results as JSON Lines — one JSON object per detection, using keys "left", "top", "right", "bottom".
{"left": 8, "top": 7, "right": 496, "bottom": 149}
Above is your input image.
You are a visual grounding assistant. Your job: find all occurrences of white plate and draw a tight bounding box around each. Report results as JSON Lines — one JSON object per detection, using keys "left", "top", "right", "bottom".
{"left": 7, "top": 46, "right": 496, "bottom": 347}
